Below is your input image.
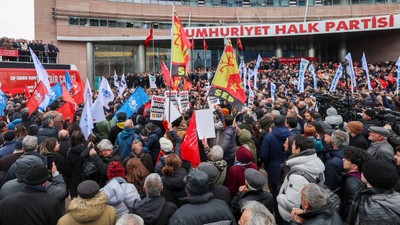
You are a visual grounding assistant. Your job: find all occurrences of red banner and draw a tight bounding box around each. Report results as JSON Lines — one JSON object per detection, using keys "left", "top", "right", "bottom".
{"left": 0, "top": 49, "right": 18, "bottom": 57}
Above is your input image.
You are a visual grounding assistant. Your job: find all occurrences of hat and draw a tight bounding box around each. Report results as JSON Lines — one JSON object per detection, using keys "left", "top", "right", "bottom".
{"left": 184, "top": 170, "right": 209, "bottom": 195}
{"left": 159, "top": 137, "right": 173, "bottom": 153}
{"left": 368, "top": 126, "right": 390, "bottom": 137}
{"left": 221, "top": 108, "right": 230, "bottom": 116}
{"left": 326, "top": 107, "right": 338, "bottom": 116}
{"left": 303, "top": 124, "right": 316, "bottom": 137}
{"left": 197, "top": 162, "right": 220, "bottom": 185}
{"left": 23, "top": 164, "right": 49, "bottom": 186}
{"left": 77, "top": 180, "right": 100, "bottom": 199}
{"left": 7, "top": 119, "right": 22, "bottom": 130}
{"left": 16, "top": 155, "right": 44, "bottom": 182}
{"left": 245, "top": 168, "right": 265, "bottom": 190}
{"left": 347, "top": 121, "right": 363, "bottom": 134}
{"left": 362, "top": 160, "right": 399, "bottom": 190}
{"left": 107, "top": 161, "right": 125, "bottom": 179}
{"left": 264, "top": 103, "right": 273, "bottom": 109}
{"left": 3, "top": 131, "right": 15, "bottom": 141}
{"left": 28, "top": 124, "right": 39, "bottom": 135}
{"left": 236, "top": 146, "right": 254, "bottom": 164}
{"left": 364, "top": 109, "right": 376, "bottom": 119}
{"left": 15, "top": 137, "right": 23, "bottom": 150}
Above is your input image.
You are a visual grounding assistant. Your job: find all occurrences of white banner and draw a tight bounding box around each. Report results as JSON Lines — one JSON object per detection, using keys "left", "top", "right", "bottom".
{"left": 179, "top": 91, "right": 190, "bottom": 113}
{"left": 330, "top": 64, "right": 343, "bottom": 92}
{"left": 208, "top": 96, "right": 220, "bottom": 111}
{"left": 150, "top": 96, "right": 165, "bottom": 121}
{"left": 308, "top": 64, "right": 317, "bottom": 90}
{"left": 271, "top": 82, "right": 276, "bottom": 102}
{"left": 195, "top": 109, "right": 216, "bottom": 139}
{"left": 362, "top": 53, "right": 373, "bottom": 91}
{"left": 298, "top": 58, "right": 309, "bottom": 93}
{"left": 344, "top": 52, "right": 357, "bottom": 91}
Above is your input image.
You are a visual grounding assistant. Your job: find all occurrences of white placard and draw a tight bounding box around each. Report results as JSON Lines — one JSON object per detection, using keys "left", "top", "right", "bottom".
{"left": 195, "top": 109, "right": 216, "bottom": 139}
{"left": 164, "top": 97, "right": 181, "bottom": 123}
{"left": 150, "top": 96, "right": 165, "bottom": 121}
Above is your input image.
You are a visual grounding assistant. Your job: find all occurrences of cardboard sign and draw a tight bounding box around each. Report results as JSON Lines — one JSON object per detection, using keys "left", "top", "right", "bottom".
{"left": 150, "top": 96, "right": 165, "bottom": 121}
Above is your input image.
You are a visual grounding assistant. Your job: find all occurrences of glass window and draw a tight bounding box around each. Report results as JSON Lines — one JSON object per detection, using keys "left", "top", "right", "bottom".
{"left": 69, "top": 17, "right": 79, "bottom": 25}
{"left": 117, "top": 20, "right": 126, "bottom": 28}
{"left": 79, "top": 18, "right": 87, "bottom": 26}
{"left": 100, "top": 20, "right": 108, "bottom": 27}
{"left": 108, "top": 20, "right": 117, "bottom": 27}
{"left": 90, "top": 19, "right": 99, "bottom": 27}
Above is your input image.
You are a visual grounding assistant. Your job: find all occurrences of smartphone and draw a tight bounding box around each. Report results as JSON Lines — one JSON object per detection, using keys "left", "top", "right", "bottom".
{"left": 47, "top": 156, "right": 54, "bottom": 169}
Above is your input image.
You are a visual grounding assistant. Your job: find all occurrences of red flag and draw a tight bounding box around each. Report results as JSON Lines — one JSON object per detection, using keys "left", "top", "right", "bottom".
{"left": 203, "top": 38, "right": 208, "bottom": 51}
{"left": 388, "top": 72, "right": 395, "bottom": 84}
{"left": 171, "top": 14, "right": 192, "bottom": 76}
{"left": 57, "top": 102, "right": 76, "bottom": 122}
{"left": 237, "top": 38, "right": 243, "bottom": 50}
{"left": 161, "top": 61, "right": 171, "bottom": 87}
{"left": 183, "top": 78, "right": 192, "bottom": 91}
{"left": 62, "top": 84, "right": 75, "bottom": 104}
{"left": 144, "top": 27, "right": 153, "bottom": 47}
{"left": 26, "top": 82, "right": 48, "bottom": 115}
{"left": 180, "top": 112, "right": 200, "bottom": 168}
{"left": 24, "top": 85, "right": 31, "bottom": 99}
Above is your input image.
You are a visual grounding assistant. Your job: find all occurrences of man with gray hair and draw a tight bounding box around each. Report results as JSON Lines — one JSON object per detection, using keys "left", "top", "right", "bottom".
{"left": 291, "top": 183, "right": 344, "bottom": 224}
{"left": 116, "top": 214, "right": 144, "bottom": 225}
{"left": 131, "top": 173, "right": 177, "bottom": 225}
{"left": 367, "top": 126, "right": 395, "bottom": 165}
{"left": 324, "top": 130, "right": 349, "bottom": 192}
{"left": 238, "top": 201, "right": 275, "bottom": 225}
{"left": 37, "top": 114, "right": 58, "bottom": 144}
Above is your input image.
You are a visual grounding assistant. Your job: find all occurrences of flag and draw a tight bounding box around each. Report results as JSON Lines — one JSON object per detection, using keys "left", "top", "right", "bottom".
{"left": 0, "top": 89, "right": 7, "bottom": 116}
{"left": 57, "top": 102, "right": 76, "bottom": 121}
{"left": 183, "top": 78, "right": 192, "bottom": 91}
{"left": 46, "top": 83, "right": 63, "bottom": 108}
{"left": 171, "top": 14, "right": 192, "bottom": 77}
{"left": 113, "top": 70, "right": 119, "bottom": 88}
{"left": 203, "top": 38, "right": 208, "bottom": 51}
{"left": 119, "top": 74, "right": 127, "bottom": 97}
{"left": 62, "top": 84, "right": 75, "bottom": 104}
{"left": 91, "top": 96, "right": 106, "bottom": 123}
{"left": 180, "top": 112, "right": 200, "bottom": 168}
{"left": 29, "top": 48, "right": 51, "bottom": 90}
{"left": 161, "top": 61, "right": 171, "bottom": 87}
{"left": 65, "top": 70, "right": 73, "bottom": 92}
{"left": 144, "top": 27, "right": 154, "bottom": 47}
{"left": 79, "top": 100, "right": 94, "bottom": 140}
{"left": 84, "top": 79, "right": 93, "bottom": 106}
{"left": 253, "top": 54, "right": 262, "bottom": 90}
{"left": 26, "top": 82, "right": 48, "bottom": 115}
{"left": 149, "top": 74, "right": 157, "bottom": 89}
{"left": 362, "top": 53, "right": 373, "bottom": 91}
{"left": 98, "top": 77, "right": 114, "bottom": 109}
{"left": 308, "top": 64, "right": 318, "bottom": 90}
{"left": 344, "top": 52, "right": 357, "bottom": 91}
{"left": 72, "top": 79, "right": 85, "bottom": 105}
{"left": 237, "top": 38, "right": 243, "bottom": 50}
{"left": 271, "top": 82, "right": 276, "bottom": 102}
{"left": 298, "top": 58, "right": 309, "bottom": 93}
{"left": 115, "top": 87, "right": 149, "bottom": 119}
{"left": 330, "top": 64, "right": 343, "bottom": 92}
{"left": 209, "top": 39, "right": 246, "bottom": 110}
{"left": 24, "top": 85, "right": 31, "bottom": 99}
{"left": 396, "top": 56, "right": 400, "bottom": 94}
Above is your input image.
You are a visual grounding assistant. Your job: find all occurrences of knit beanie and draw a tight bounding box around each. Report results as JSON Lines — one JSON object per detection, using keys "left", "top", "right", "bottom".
{"left": 326, "top": 107, "right": 338, "bottom": 116}
{"left": 107, "top": 161, "right": 126, "bottom": 180}
{"left": 23, "top": 164, "right": 49, "bottom": 186}
{"left": 236, "top": 146, "right": 253, "bottom": 164}
{"left": 184, "top": 170, "right": 209, "bottom": 195}
{"left": 159, "top": 137, "right": 173, "bottom": 153}
{"left": 362, "top": 160, "right": 399, "bottom": 190}
{"left": 347, "top": 121, "right": 363, "bottom": 134}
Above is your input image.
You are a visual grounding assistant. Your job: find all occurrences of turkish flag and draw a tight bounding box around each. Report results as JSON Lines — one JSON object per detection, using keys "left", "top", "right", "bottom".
{"left": 203, "top": 38, "right": 208, "bottom": 51}
{"left": 161, "top": 61, "right": 171, "bottom": 87}
{"left": 180, "top": 112, "right": 200, "bottom": 168}
{"left": 26, "top": 82, "right": 48, "bottom": 115}
{"left": 237, "top": 38, "right": 243, "bottom": 50}
{"left": 144, "top": 27, "right": 154, "bottom": 47}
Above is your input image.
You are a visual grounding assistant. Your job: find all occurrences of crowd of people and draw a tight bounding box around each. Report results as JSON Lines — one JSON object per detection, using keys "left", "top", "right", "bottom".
{"left": 0, "top": 36, "right": 59, "bottom": 63}
{"left": 0, "top": 57, "right": 399, "bottom": 225}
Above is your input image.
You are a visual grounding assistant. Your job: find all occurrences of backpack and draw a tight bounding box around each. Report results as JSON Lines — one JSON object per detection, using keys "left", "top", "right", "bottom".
{"left": 287, "top": 169, "right": 341, "bottom": 213}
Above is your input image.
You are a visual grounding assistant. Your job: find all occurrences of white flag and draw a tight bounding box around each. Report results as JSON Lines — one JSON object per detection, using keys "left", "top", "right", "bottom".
{"left": 344, "top": 52, "right": 357, "bottom": 91}
{"left": 98, "top": 77, "right": 114, "bottom": 109}
{"left": 30, "top": 48, "right": 52, "bottom": 110}
{"left": 91, "top": 96, "right": 106, "bottom": 123}
{"left": 149, "top": 74, "right": 157, "bottom": 89}
{"left": 118, "top": 74, "right": 127, "bottom": 97}
{"left": 271, "top": 82, "right": 276, "bottom": 102}
{"left": 396, "top": 56, "right": 400, "bottom": 94}
{"left": 113, "top": 70, "right": 119, "bottom": 88}
{"left": 298, "top": 58, "right": 309, "bottom": 93}
{"left": 330, "top": 64, "right": 343, "bottom": 92}
{"left": 308, "top": 64, "right": 317, "bottom": 90}
{"left": 361, "top": 53, "right": 373, "bottom": 91}
{"left": 253, "top": 54, "right": 262, "bottom": 90}
{"left": 84, "top": 79, "right": 93, "bottom": 107}
{"left": 79, "top": 100, "right": 94, "bottom": 140}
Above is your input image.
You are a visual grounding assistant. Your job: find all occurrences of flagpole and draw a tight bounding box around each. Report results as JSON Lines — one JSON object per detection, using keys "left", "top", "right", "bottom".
{"left": 204, "top": 38, "right": 206, "bottom": 71}
{"left": 152, "top": 37, "right": 155, "bottom": 74}
{"left": 168, "top": 4, "right": 175, "bottom": 123}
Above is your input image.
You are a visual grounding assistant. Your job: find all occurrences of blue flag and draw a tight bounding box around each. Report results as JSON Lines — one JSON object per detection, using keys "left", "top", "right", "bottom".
{"left": 115, "top": 87, "right": 149, "bottom": 119}
{"left": 0, "top": 89, "right": 8, "bottom": 116}
{"left": 45, "top": 83, "right": 63, "bottom": 109}
{"left": 65, "top": 70, "right": 73, "bottom": 92}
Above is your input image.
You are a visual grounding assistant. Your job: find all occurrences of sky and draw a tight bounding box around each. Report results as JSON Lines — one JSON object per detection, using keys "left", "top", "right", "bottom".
{"left": 0, "top": 0, "right": 34, "bottom": 40}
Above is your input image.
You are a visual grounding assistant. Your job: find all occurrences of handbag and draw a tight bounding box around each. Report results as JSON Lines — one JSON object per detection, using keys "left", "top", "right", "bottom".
{"left": 81, "top": 160, "right": 97, "bottom": 179}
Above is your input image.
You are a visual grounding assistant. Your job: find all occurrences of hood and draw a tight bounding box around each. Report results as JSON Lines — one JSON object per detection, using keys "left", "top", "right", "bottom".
{"left": 287, "top": 150, "right": 325, "bottom": 176}
{"left": 132, "top": 197, "right": 167, "bottom": 224}
{"left": 180, "top": 192, "right": 214, "bottom": 204}
{"left": 299, "top": 204, "right": 334, "bottom": 219}
{"left": 103, "top": 178, "right": 127, "bottom": 204}
{"left": 120, "top": 128, "right": 136, "bottom": 139}
{"left": 271, "top": 126, "right": 291, "bottom": 141}
{"left": 116, "top": 122, "right": 125, "bottom": 129}
{"left": 325, "top": 115, "right": 343, "bottom": 126}
{"left": 239, "top": 129, "right": 252, "bottom": 145}
{"left": 68, "top": 191, "right": 109, "bottom": 223}
{"left": 162, "top": 167, "right": 187, "bottom": 190}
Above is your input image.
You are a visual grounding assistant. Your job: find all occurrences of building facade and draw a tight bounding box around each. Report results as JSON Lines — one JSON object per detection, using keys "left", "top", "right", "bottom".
{"left": 35, "top": 0, "right": 400, "bottom": 84}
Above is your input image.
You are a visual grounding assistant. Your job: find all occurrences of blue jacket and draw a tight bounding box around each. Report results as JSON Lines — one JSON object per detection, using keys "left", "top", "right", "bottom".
{"left": 261, "top": 126, "right": 291, "bottom": 185}
{"left": 0, "top": 140, "right": 16, "bottom": 158}
{"left": 143, "top": 127, "right": 163, "bottom": 161}
{"left": 115, "top": 128, "right": 138, "bottom": 161}
{"left": 324, "top": 147, "right": 345, "bottom": 192}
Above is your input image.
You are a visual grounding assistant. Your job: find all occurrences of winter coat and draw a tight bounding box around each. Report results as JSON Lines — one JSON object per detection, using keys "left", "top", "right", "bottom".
{"left": 346, "top": 188, "right": 400, "bottom": 225}
{"left": 132, "top": 196, "right": 177, "bottom": 225}
{"left": 66, "top": 142, "right": 88, "bottom": 197}
{"left": 277, "top": 149, "right": 325, "bottom": 222}
{"left": 115, "top": 127, "right": 138, "bottom": 161}
{"left": 143, "top": 127, "right": 163, "bottom": 162}
{"left": 361, "top": 119, "right": 382, "bottom": 138}
{"left": 96, "top": 120, "right": 111, "bottom": 140}
{"left": 210, "top": 184, "right": 231, "bottom": 205}
{"left": 261, "top": 126, "right": 291, "bottom": 185}
{"left": 0, "top": 150, "right": 22, "bottom": 174}
{"left": 349, "top": 134, "right": 369, "bottom": 150}
{"left": 367, "top": 141, "right": 395, "bottom": 165}
{"left": 162, "top": 167, "right": 188, "bottom": 206}
{"left": 90, "top": 149, "right": 122, "bottom": 187}
{"left": 38, "top": 127, "right": 58, "bottom": 144}
{"left": 290, "top": 204, "right": 344, "bottom": 225}
{"left": 57, "top": 191, "right": 117, "bottom": 225}
{"left": 340, "top": 172, "right": 366, "bottom": 220}
{"left": 219, "top": 126, "right": 237, "bottom": 166}
{"left": 224, "top": 163, "right": 258, "bottom": 198}
{"left": 0, "top": 140, "right": 16, "bottom": 158}
{"left": 324, "top": 147, "right": 345, "bottom": 192}
{"left": 231, "top": 190, "right": 274, "bottom": 220}
{"left": 0, "top": 186, "right": 62, "bottom": 225}
{"left": 102, "top": 177, "right": 141, "bottom": 219}
{"left": 239, "top": 130, "right": 257, "bottom": 161}
{"left": 108, "top": 122, "right": 125, "bottom": 145}
{"left": 168, "top": 192, "right": 237, "bottom": 225}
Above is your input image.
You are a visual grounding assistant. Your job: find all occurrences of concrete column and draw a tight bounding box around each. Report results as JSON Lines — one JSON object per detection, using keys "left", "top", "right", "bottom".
{"left": 188, "top": 50, "right": 193, "bottom": 72}
{"left": 86, "top": 42, "right": 94, "bottom": 87}
{"left": 308, "top": 37, "right": 315, "bottom": 58}
{"left": 275, "top": 42, "right": 282, "bottom": 57}
{"left": 338, "top": 34, "right": 346, "bottom": 61}
{"left": 138, "top": 44, "right": 146, "bottom": 72}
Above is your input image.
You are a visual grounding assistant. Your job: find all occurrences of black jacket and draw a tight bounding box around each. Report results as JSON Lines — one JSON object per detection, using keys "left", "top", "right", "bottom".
{"left": 230, "top": 190, "right": 274, "bottom": 220}
{"left": 290, "top": 204, "right": 344, "bottom": 225}
{"left": 90, "top": 149, "right": 121, "bottom": 187}
{"left": 132, "top": 196, "right": 177, "bottom": 225}
{"left": 162, "top": 167, "right": 188, "bottom": 207}
{"left": 340, "top": 173, "right": 366, "bottom": 220}
{"left": 169, "top": 192, "right": 237, "bottom": 225}
{"left": 66, "top": 142, "right": 88, "bottom": 197}
{"left": 349, "top": 134, "right": 369, "bottom": 150}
